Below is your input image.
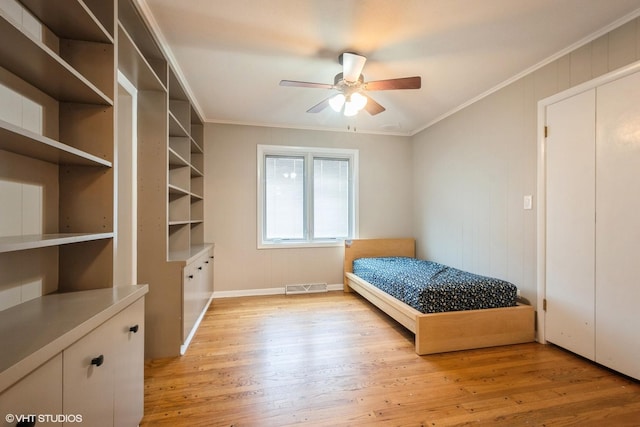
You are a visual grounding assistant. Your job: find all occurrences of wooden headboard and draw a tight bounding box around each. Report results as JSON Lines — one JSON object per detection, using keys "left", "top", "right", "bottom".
{"left": 343, "top": 238, "right": 416, "bottom": 288}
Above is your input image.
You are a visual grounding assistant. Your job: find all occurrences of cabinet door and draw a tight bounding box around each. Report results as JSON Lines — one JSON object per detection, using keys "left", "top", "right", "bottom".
{"left": 595, "top": 71, "right": 640, "bottom": 380}
{"left": 545, "top": 89, "right": 596, "bottom": 359}
{"left": 113, "top": 298, "right": 145, "bottom": 427}
{"left": 63, "top": 319, "right": 115, "bottom": 427}
{"left": 204, "top": 250, "right": 214, "bottom": 295}
{"left": 182, "top": 262, "right": 199, "bottom": 341}
{"left": 0, "top": 354, "right": 62, "bottom": 427}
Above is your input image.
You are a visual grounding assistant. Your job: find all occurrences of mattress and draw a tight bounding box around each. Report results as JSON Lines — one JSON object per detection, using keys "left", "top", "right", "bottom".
{"left": 352, "top": 257, "right": 517, "bottom": 313}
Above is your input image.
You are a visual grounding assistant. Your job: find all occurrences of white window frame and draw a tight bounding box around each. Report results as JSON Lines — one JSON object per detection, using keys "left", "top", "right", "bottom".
{"left": 257, "top": 144, "right": 359, "bottom": 249}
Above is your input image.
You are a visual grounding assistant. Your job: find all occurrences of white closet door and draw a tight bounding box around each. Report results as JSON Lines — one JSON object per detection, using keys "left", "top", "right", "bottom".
{"left": 595, "top": 71, "right": 640, "bottom": 379}
{"left": 545, "top": 89, "right": 596, "bottom": 359}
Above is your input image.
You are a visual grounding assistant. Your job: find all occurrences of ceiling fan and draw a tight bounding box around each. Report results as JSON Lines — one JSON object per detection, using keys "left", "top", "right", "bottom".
{"left": 280, "top": 52, "right": 421, "bottom": 116}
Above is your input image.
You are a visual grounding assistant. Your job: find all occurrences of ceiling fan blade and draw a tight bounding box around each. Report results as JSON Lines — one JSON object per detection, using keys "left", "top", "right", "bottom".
{"left": 280, "top": 80, "right": 334, "bottom": 89}
{"left": 342, "top": 52, "right": 367, "bottom": 83}
{"left": 363, "top": 95, "right": 386, "bottom": 115}
{"left": 306, "top": 96, "right": 333, "bottom": 113}
{"left": 364, "top": 76, "right": 421, "bottom": 91}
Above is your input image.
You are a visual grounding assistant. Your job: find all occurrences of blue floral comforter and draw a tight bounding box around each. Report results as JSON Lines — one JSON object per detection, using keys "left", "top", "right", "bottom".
{"left": 352, "top": 257, "right": 517, "bottom": 313}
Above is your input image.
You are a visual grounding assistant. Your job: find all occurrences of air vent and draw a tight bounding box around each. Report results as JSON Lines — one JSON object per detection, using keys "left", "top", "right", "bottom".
{"left": 285, "top": 283, "right": 328, "bottom": 295}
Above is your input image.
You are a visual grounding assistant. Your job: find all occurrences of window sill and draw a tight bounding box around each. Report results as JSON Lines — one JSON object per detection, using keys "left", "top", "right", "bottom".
{"left": 258, "top": 240, "right": 347, "bottom": 249}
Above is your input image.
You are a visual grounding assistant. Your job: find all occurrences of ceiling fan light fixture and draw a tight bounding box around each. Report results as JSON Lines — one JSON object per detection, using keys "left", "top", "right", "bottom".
{"left": 351, "top": 92, "right": 368, "bottom": 111}
{"left": 329, "top": 93, "right": 345, "bottom": 112}
{"left": 343, "top": 92, "right": 368, "bottom": 117}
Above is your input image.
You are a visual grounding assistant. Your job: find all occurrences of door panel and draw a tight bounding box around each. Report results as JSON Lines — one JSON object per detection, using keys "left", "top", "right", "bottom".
{"left": 545, "top": 89, "right": 596, "bottom": 359}
{"left": 595, "top": 71, "right": 640, "bottom": 379}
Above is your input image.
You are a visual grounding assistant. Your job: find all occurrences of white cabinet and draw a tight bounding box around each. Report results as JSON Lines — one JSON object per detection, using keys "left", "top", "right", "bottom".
{"left": 182, "top": 248, "right": 214, "bottom": 350}
{"left": 63, "top": 298, "right": 144, "bottom": 427}
{"left": 0, "top": 286, "right": 147, "bottom": 427}
{"left": 63, "top": 317, "right": 116, "bottom": 427}
{"left": 543, "top": 67, "right": 640, "bottom": 380}
{"left": 0, "top": 354, "right": 62, "bottom": 427}
{"left": 113, "top": 299, "right": 145, "bottom": 426}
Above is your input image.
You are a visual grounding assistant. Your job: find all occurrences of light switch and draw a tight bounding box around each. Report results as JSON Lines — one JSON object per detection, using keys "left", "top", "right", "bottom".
{"left": 523, "top": 195, "right": 533, "bottom": 210}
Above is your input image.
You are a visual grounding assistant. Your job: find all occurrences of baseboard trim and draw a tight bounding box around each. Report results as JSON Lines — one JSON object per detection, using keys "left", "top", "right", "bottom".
{"left": 180, "top": 295, "right": 213, "bottom": 355}
{"left": 213, "top": 283, "right": 343, "bottom": 299}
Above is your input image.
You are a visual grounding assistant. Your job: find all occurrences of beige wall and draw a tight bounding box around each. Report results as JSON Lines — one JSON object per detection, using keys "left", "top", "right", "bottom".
{"left": 204, "top": 18, "right": 640, "bottom": 298}
{"left": 204, "top": 124, "right": 413, "bottom": 293}
{"left": 411, "top": 17, "right": 640, "bottom": 307}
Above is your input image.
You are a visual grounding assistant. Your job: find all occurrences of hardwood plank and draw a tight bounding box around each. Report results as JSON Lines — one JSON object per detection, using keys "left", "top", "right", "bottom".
{"left": 141, "top": 292, "right": 640, "bottom": 426}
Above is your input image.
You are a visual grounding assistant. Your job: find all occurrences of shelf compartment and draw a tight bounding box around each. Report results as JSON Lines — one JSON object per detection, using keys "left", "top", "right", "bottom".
{"left": 169, "top": 67, "right": 188, "bottom": 101}
{"left": 168, "top": 183, "right": 189, "bottom": 196}
{"left": 169, "top": 111, "right": 189, "bottom": 137}
{"left": 19, "top": 0, "right": 114, "bottom": 43}
{"left": 59, "top": 165, "right": 114, "bottom": 233}
{"left": 190, "top": 176, "right": 203, "bottom": 199}
{"left": 169, "top": 137, "right": 190, "bottom": 163}
{"left": 169, "top": 192, "right": 189, "bottom": 223}
{"left": 190, "top": 135, "right": 203, "bottom": 154}
{"left": 0, "top": 232, "right": 113, "bottom": 253}
{"left": 117, "top": 0, "right": 167, "bottom": 88}
{"left": 190, "top": 222, "right": 204, "bottom": 246}
{"left": 168, "top": 147, "right": 189, "bottom": 168}
{"left": 168, "top": 243, "right": 212, "bottom": 264}
{"left": 169, "top": 165, "right": 190, "bottom": 192}
{"left": 58, "top": 237, "right": 113, "bottom": 291}
{"left": 117, "top": 23, "right": 165, "bottom": 91}
{"left": 168, "top": 222, "right": 190, "bottom": 255}
{"left": 0, "top": 118, "right": 112, "bottom": 166}
{"left": 190, "top": 198, "right": 203, "bottom": 222}
{"left": 169, "top": 100, "right": 190, "bottom": 134}
{"left": 0, "top": 14, "right": 112, "bottom": 105}
{"left": 190, "top": 152, "right": 203, "bottom": 175}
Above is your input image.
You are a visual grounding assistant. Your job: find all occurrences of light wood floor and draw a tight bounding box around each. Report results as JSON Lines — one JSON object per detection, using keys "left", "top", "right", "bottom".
{"left": 141, "top": 292, "right": 640, "bottom": 426}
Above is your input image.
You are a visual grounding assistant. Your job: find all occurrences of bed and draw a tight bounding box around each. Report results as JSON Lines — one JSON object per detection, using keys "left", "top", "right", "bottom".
{"left": 344, "top": 238, "right": 534, "bottom": 355}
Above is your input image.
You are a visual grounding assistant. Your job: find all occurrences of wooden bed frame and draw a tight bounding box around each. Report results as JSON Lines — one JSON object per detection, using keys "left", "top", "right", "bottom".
{"left": 344, "top": 238, "right": 535, "bottom": 355}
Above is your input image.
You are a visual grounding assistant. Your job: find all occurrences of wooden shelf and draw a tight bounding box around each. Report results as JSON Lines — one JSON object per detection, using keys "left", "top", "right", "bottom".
{"left": 169, "top": 111, "right": 189, "bottom": 137}
{"left": 168, "top": 243, "right": 213, "bottom": 263}
{"left": 19, "top": 0, "right": 113, "bottom": 43}
{"left": 190, "top": 164, "right": 204, "bottom": 177}
{"left": 0, "top": 119, "right": 112, "bottom": 166}
{"left": 117, "top": 0, "right": 166, "bottom": 87}
{"left": 168, "top": 184, "right": 190, "bottom": 196}
{"left": 0, "top": 232, "right": 113, "bottom": 253}
{"left": 190, "top": 137, "right": 203, "bottom": 154}
{"left": 168, "top": 147, "right": 189, "bottom": 167}
{"left": 117, "top": 23, "right": 165, "bottom": 91}
{"left": 0, "top": 14, "right": 112, "bottom": 105}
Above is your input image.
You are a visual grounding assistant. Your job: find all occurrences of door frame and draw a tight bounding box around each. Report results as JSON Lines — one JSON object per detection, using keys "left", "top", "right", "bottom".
{"left": 536, "top": 59, "right": 640, "bottom": 343}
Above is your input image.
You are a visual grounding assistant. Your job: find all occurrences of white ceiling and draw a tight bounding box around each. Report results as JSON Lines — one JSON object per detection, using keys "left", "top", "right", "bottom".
{"left": 138, "top": 0, "right": 640, "bottom": 135}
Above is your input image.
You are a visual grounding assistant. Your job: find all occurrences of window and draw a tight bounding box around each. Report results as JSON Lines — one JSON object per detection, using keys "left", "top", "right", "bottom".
{"left": 257, "top": 145, "right": 358, "bottom": 248}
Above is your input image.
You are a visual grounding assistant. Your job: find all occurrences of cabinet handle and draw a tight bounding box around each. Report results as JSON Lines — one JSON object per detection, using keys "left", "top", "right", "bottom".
{"left": 209, "top": 256, "right": 214, "bottom": 259}
{"left": 198, "top": 266, "right": 203, "bottom": 270}
{"left": 188, "top": 274, "right": 194, "bottom": 279}
{"left": 129, "top": 324, "right": 139, "bottom": 333}
{"left": 205, "top": 261, "right": 209, "bottom": 264}
{"left": 91, "top": 355, "right": 104, "bottom": 367}
{"left": 16, "top": 420, "right": 36, "bottom": 427}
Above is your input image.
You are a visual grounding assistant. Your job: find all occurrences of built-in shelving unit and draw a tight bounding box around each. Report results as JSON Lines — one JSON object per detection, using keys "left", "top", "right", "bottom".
{"left": 117, "top": 0, "right": 213, "bottom": 358}
{"left": 0, "top": 1, "right": 147, "bottom": 424}
{"left": 0, "top": 0, "right": 116, "bottom": 301}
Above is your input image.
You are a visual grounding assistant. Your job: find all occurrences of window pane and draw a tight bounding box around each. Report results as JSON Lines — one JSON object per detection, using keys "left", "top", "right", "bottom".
{"left": 265, "top": 156, "right": 304, "bottom": 239}
{"left": 314, "top": 158, "right": 349, "bottom": 238}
